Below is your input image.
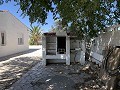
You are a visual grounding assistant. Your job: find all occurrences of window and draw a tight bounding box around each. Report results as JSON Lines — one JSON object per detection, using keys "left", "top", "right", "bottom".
{"left": 18, "top": 33, "right": 24, "bottom": 45}
{"left": 1, "top": 32, "right": 6, "bottom": 46}
{"left": 18, "top": 38, "right": 23, "bottom": 45}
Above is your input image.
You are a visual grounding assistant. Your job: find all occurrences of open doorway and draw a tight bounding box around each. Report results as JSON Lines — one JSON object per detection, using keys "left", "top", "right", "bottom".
{"left": 57, "top": 37, "right": 66, "bottom": 54}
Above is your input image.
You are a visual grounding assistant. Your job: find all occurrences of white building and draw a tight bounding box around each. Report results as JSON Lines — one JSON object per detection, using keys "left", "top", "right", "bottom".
{"left": 42, "top": 31, "right": 85, "bottom": 65}
{"left": 0, "top": 10, "right": 29, "bottom": 57}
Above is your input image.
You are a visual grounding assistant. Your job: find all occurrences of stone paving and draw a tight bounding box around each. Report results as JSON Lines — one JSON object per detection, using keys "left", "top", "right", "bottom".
{"left": 0, "top": 46, "right": 42, "bottom": 90}
{"left": 9, "top": 61, "right": 100, "bottom": 90}
{"left": 0, "top": 45, "right": 103, "bottom": 90}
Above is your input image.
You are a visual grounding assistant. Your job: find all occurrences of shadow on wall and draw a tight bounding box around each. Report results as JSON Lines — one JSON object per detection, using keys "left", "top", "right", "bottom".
{"left": 93, "top": 30, "right": 120, "bottom": 54}
{"left": 100, "top": 47, "right": 120, "bottom": 90}
{"left": 0, "top": 49, "right": 39, "bottom": 62}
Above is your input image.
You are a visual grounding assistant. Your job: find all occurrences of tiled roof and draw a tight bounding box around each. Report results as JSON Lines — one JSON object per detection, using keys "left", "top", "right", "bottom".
{"left": 0, "top": 10, "right": 8, "bottom": 12}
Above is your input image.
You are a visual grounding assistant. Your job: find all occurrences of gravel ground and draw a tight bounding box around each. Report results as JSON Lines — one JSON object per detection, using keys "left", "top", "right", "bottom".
{"left": 0, "top": 45, "right": 42, "bottom": 90}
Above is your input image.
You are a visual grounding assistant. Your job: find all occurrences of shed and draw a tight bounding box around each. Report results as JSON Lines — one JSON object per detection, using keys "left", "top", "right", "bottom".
{"left": 42, "top": 31, "right": 85, "bottom": 65}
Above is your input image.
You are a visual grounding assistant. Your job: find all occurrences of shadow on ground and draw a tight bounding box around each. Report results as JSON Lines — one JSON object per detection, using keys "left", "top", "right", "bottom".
{"left": 31, "top": 75, "right": 75, "bottom": 90}
{"left": 0, "top": 56, "right": 41, "bottom": 90}
{"left": 23, "top": 62, "right": 103, "bottom": 90}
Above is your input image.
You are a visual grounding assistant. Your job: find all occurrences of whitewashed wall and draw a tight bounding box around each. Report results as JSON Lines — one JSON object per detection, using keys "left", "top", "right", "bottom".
{"left": 92, "top": 30, "right": 120, "bottom": 54}
{"left": 91, "top": 26, "right": 120, "bottom": 65}
{"left": 70, "top": 39, "right": 81, "bottom": 62}
{"left": 0, "top": 11, "right": 29, "bottom": 57}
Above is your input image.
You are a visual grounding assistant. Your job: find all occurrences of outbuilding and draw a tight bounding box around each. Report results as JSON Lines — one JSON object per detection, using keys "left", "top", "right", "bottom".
{"left": 42, "top": 30, "right": 85, "bottom": 65}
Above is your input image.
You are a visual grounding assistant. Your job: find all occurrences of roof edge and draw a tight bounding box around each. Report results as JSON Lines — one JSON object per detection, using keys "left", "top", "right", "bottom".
{"left": 0, "top": 10, "right": 8, "bottom": 12}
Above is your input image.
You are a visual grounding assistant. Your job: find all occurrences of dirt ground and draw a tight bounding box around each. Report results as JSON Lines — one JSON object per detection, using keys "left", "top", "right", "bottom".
{"left": 0, "top": 45, "right": 42, "bottom": 90}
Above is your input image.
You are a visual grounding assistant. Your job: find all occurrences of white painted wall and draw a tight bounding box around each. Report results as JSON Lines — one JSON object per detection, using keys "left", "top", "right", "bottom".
{"left": 90, "top": 51, "right": 103, "bottom": 65}
{"left": 42, "top": 33, "right": 83, "bottom": 65}
{"left": 70, "top": 39, "right": 81, "bottom": 62}
{"left": 42, "top": 32, "right": 71, "bottom": 65}
{"left": 0, "top": 11, "right": 29, "bottom": 57}
{"left": 92, "top": 28, "right": 120, "bottom": 54}
{"left": 90, "top": 25, "right": 120, "bottom": 65}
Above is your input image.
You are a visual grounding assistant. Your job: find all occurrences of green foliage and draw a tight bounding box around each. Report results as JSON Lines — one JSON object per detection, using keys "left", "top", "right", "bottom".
{"left": 0, "top": 0, "right": 119, "bottom": 39}
{"left": 55, "top": 0, "right": 120, "bottom": 38}
{"left": 29, "top": 26, "right": 42, "bottom": 45}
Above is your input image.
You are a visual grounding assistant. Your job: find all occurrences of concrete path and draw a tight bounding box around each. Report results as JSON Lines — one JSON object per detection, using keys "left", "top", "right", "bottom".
{"left": 0, "top": 45, "right": 42, "bottom": 90}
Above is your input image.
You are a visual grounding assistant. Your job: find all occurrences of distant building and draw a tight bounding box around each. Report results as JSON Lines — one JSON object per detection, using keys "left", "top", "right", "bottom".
{"left": 0, "top": 10, "right": 29, "bottom": 57}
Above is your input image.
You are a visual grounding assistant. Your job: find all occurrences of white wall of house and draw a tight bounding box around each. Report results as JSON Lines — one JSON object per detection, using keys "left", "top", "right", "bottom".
{"left": 0, "top": 11, "right": 29, "bottom": 57}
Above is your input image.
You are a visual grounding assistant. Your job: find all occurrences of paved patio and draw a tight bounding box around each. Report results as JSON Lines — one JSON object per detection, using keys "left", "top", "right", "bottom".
{"left": 0, "top": 45, "right": 104, "bottom": 90}
{"left": 0, "top": 46, "right": 42, "bottom": 90}
{"left": 9, "top": 61, "right": 102, "bottom": 90}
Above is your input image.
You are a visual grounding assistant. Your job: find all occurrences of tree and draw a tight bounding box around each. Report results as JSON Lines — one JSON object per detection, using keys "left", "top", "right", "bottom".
{"left": 29, "top": 26, "right": 42, "bottom": 45}
{"left": 49, "top": 19, "right": 64, "bottom": 32}
{"left": 1, "top": 0, "right": 119, "bottom": 61}
{"left": 0, "top": 0, "right": 120, "bottom": 89}
{"left": 1, "top": 0, "right": 119, "bottom": 44}
{"left": 0, "top": 0, "right": 119, "bottom": 38}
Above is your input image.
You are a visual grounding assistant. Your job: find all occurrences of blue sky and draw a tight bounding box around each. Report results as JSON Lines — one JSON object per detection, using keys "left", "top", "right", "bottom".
{"left": 0, "top": 1, "right": 54, "bottom": 32}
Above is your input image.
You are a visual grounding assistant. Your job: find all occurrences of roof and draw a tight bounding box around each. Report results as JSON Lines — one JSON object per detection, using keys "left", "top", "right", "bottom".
{"left": 43, "top": 32, "right": 77, "bottom": 37}
{"left": 0, "top": 10, "right": 8, "bottom": 12}
{"left": 44, "top": 32, "right": 56, "bottom": 36}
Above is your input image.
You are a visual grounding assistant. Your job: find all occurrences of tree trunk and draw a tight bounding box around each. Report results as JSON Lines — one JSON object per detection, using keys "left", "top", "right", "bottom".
{"left": 99, "top": 46, "right": 120, "bottom": 90}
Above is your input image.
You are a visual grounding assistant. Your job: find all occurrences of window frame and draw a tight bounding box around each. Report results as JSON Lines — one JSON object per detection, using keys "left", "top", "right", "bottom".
{"left": 0, "top": 31, "right": 6, "bottom": 46}
{"left": 18, "top": 33, "right": 24, "bottom": 45}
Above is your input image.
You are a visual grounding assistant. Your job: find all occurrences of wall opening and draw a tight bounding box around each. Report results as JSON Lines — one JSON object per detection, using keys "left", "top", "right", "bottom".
{"left": 1, "top": 32, "right": 6, "bottom": 46}
{"left": 57, "top": 37, "right": 66, "bottom": 54}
